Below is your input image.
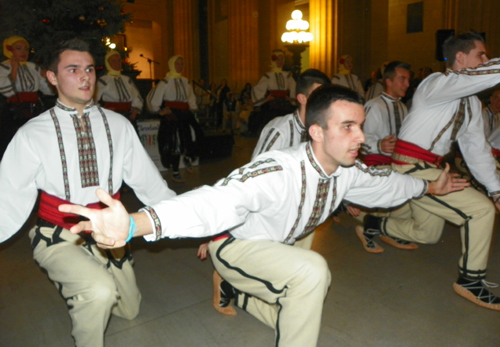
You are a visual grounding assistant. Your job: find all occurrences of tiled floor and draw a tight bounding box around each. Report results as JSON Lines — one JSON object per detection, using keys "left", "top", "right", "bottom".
{"left": 1, "top": 134, "right": 500, "bottom": 347}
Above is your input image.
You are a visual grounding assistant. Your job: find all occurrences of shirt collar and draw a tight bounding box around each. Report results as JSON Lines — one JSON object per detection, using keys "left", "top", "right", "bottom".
{"left": 55, "top": 99, "right": 94, "bottom": 113}
{"left": 381, "top": 92, "right": 399, "bottom": 102}
{"left": 305, "top": 142, "right": 341, "bottom": 179}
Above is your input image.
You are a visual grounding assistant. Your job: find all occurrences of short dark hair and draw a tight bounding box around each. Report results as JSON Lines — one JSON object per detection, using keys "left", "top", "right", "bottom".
{"left": 306, "top": 85, "right": 364, "bottom": 132}
{"left": 383, "top": 61, "right": 411, "bottom": 83}
{"left": 47, "top": 38, "right": 92, "bottom": 73}
{"left": 442, "top": 31, "right": 484, "bottom": 67}
{"left": 296, "top": 69, "right": 331, "bottom": 96}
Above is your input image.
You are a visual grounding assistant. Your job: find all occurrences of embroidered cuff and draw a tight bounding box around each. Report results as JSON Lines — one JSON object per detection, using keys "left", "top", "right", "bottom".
{"left": 417, "top": 180, "right": 429, "bottom": 198}
{"left": 139, "top": 206, "right": 162, "bottom": 241}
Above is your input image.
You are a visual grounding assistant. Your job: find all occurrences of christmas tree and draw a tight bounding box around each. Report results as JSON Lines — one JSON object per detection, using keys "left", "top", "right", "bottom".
{"left": 0, "top": 0, "right": 131, "bottom": 72}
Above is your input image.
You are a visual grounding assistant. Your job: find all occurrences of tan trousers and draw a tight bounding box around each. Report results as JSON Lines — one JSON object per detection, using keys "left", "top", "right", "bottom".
{"left": 384, "top": 163, "right": 496, "bottom": 280}
{"left": 29, "top": 224, "right": 141, "bottom": 347}
{"left": 209, "top": 237, "right": 331, "bottom": 347}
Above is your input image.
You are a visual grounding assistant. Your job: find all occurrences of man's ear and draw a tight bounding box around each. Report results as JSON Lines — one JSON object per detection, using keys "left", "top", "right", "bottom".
{"left": 455, "top": 51, "right": 465, "bottom": 67}
{"left": 296, "top": 93, "right": 308, "bottom": 106}
{"left": 309, "top": 123, "right": 323, "bottom": 142}
{"left": 46, "top": 70, "right": 57, "bottom": 86}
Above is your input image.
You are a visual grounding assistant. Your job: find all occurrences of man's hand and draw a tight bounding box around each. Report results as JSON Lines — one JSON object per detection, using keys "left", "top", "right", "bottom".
{"left": 197, "top": 243, "right": 210, "bottom": 260}
{"left": 129, "top": 109, "right": 139, "bottom": 121}
{"left": 495, "top": 201, "right": 500, "bottom": 212}
{"left": 428, "top": 163, "right": 470, "bottom": 195}
{"left": 379, "top": 134, "right": 397, "bottom": 154}
{"left": 58, "top": 188, "right": 130, "bottom": 249}
{"left": 346, "top": 205, "right": 361, "bottom": 217}
{"left": 159, "top": 107, "right": 172, "bottom": 116}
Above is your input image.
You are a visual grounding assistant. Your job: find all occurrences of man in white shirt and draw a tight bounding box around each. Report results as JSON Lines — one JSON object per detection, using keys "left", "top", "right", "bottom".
{"left": 357, "top": 32, "right": 500, "bottom": 311}
{"left": 0, "top": 39, "right": 175, "bottom": 347}
{"left": 60, "top": 85, "right": 467, "bottom": 347}
{"left": 482, "top": 89, "right": 500, "bottom": 138}
{"left": 357, "top": 61, "right": 418, "bottom": 252}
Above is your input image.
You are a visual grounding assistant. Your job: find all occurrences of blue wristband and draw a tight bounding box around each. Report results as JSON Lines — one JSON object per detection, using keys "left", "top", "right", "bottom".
{"left": 126, "top": 216, "right": 136, "bottom": 243}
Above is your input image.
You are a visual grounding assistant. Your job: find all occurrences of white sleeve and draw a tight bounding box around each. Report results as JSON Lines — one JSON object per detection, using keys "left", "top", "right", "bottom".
{"left": 128, "top": 77, "right": 144, "bottom": 111}
{"left": 419, "top": 60, "right": 500, "bottom": 105}
{"left": 459, "top": 103, "right": 500, "bottom": 193}
{"left": 146, "top": 81, "right": 167, "bottom": 113}
{"left": 252, "top": 126, "right": 287, "bottom": 159}
{"left": 363, "top": 102, "right": 387, "bottom": 155}
{"left": 344, "top": 162, "right": 427, "bottom": 209}
{"left": 355, "top": 76, "right": 365, "bottom": 99}
{"left": 142, "top": 162, "right": 281, "bottom": 241}
{"left": 0, "top": 128, "right": 41, "bottom": 242}
{"left": 0, "top": 62, "right": 15, "bottom": 97}
{"left": 252, "top": 75, "right": 269, "bottom": 106}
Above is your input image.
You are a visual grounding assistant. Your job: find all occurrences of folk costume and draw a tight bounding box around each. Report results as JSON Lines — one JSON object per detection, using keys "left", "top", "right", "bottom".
{"left": 0, "top": 100, "right": 175, "bottom": 346}
{"left": 482, "top": 105, "right": 500, "bottom": 138}
{"left": 362, "top": 92, "right": 408, "bottom": 166}
{"left": 251, "top": 50, "right": 296, "bottom": 133}
{"left": 96, "top": 50, "right": 143, "bottom": 131}
{"left": 331, "top": 55, "right": 365, "bottom": 98}
{"left": 146, "top": 55, "right": 203, "bottom": 181}
{"left": 139, "top": 142, "right": 428, "bottom": 347}
{"left": 376, "top": 59, "right": 500, "bottom": 287}
{"left": 252, "top": 109, "right": 306, "bottom": 159}
{"left": 0, "top": 36, "right": 53, "bottom": 158}
{"left": 365, "top": 62, "right": 389, "bottom": 101}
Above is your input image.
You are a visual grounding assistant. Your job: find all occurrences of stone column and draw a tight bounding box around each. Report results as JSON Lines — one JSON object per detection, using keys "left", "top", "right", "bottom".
{"left": 227, "top": 0, "right": 260, "bottom": 91}
{"left": 172, "top": 0, "right": 200, "bottom": 80}
{"left": 309, "top": 0, "right": 338, "bottom": 78}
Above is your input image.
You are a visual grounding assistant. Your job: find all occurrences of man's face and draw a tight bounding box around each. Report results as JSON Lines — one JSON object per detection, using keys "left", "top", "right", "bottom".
{"left": 47, "top": 50, "right": 95, "bottom": 109}
{"left": 108, "top": 53, "right": 122, "bottom": 71}
{"left": 490, "top": 91, "right": 500, "bottom": 113}
{"left": 311, "top": 100, "right": 365, "bottom": 174}
{"left": 10, "top": 40, "right": 29, "bottom": 62}
{"left": 174, "top": 58, "right": 184, "bottom": 73}
{"left": 386, "top": 68, "right": 410, "bottom": 99}
{"left": 461, "top": 40, "right": 489, "bottom": 69}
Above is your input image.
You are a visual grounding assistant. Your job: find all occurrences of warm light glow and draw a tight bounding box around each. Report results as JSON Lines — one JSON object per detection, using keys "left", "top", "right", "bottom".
{"left": 281, "top": 10, "right": 312, "bottom": 44}
{"left": 109, "top": 43, "right": 116, "bottom": 49}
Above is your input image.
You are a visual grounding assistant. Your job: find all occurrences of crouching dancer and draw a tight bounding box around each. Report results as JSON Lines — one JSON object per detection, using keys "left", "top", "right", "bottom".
{"left": 0, "top": 39, "right": 176, "bottom": 347}
{"left": 60, "top": 85, "right": 467, "bottom": 347}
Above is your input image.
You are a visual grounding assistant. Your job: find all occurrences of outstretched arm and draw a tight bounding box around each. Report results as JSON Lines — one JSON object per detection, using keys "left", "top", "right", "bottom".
{"left": 58, "top": 188, "right": 153, "bottom": 248}
{"left": 427, "top": 163, "right": 470, "bottom": 195}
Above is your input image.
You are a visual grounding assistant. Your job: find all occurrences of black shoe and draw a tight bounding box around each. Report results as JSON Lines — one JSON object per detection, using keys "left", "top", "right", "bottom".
{"left": 183, "top": 156, "right": 194, "bottom": 173}
{"left": 453, "top": 278, "right": 500, "bottom": 311}
{"left": 171, "top": 172, "right": 185, "bottom": 183}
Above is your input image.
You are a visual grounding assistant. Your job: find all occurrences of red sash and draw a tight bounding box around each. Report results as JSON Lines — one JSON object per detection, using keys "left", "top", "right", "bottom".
{"left": 165, "top": 101, "right": 189, "bottom": 110}
{"left": 38, "top": 191, "right": 121, "bottom": 230}
{"left": 104, "top": 101, "right": 132, "bottom": 112}
{"left": 492, "top": 148, "right": 500, "bottom": 159}
{"left": 268, "top": 90, "right": 288, "bottom": 98}
{"left": 7, "top": 92, "right": 39, "bottom": 103}
{"left": 392, "top": 139, "right": 443, "bottom": 166}
{"left": 362, "top": 154, "right": 392, "bottom": 167}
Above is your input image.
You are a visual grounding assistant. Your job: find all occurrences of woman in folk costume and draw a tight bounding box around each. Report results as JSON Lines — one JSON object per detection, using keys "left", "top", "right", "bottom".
{"left": 251, "top": 50, "right": 296, "bottom": 132}
{"left": 0, "top": 36, "right": 54, "bottom": 159}
{"left": 146, "top": 55, "right": 203, "bottom": 183}
{"left": 331, "top": 54, "right": 365, "bottom": 99}
{"left": 96, "top": 50, "right": 143, "bottom": 132}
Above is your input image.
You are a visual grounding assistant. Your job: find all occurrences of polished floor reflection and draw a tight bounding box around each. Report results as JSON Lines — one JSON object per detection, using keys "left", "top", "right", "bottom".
{"left": 1, "top": 134, "right": 500, "bottom": 347}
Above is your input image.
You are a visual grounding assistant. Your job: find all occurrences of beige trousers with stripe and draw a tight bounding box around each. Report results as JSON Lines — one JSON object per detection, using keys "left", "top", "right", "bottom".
{"left": 383, "top": 162, "right": 495, "bottom": 280}
{"left": 29, "top": 224, "right": 141, "bottom": 347}
{"left": 209, "top": 237, "right": 331, "bottom": 347}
